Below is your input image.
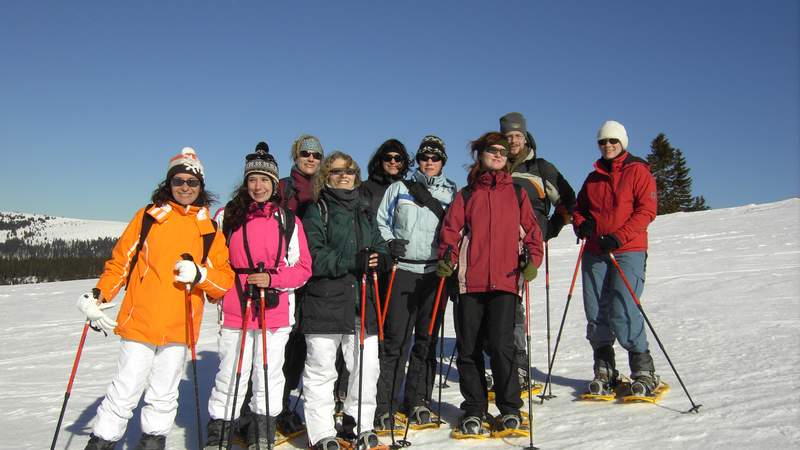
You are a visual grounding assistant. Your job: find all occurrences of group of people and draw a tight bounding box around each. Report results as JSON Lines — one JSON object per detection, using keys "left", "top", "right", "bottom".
{"left": 75, "top": 112, "right": 660, "bottom": 450}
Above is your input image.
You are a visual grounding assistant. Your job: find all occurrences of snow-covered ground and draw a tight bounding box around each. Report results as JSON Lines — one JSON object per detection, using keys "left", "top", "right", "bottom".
{"left": 0, "top": 211, "right": 125, "bottom": 244}
{"left": 1, "top": 199, "right": 798, "bottom": 449}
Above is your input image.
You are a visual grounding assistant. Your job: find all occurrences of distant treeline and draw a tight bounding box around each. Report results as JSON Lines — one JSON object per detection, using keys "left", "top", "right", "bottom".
{"left": 0, "top": 237, "right": 116, "bottom": 285}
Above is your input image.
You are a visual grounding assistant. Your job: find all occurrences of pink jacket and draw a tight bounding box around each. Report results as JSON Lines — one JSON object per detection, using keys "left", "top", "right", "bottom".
{"left": 220, "top": 203, "right": 312, "bottom": 330}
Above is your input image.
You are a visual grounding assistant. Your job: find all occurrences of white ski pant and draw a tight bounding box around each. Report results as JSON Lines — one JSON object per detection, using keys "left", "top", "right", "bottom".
{"left": 303, "top": 333, "right": 379, "bottom": 445}
{"left": 92, "top": 339, "right": 187, "bottom": 441}
{"left": 208, "top": 326, "right": 291, "bottom": 420}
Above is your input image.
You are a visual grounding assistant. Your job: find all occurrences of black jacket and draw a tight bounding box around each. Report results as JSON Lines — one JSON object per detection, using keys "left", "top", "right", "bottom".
{"left": 511, "top": 155, "right": 576, "bottom": 240}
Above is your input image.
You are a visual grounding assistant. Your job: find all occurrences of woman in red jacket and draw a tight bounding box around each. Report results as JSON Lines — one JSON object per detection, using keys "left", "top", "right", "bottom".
{"left": 572, "top": 120, "right": 661, "bottom": 398}
{"left": 437, "top": 132, "right": 543, "bottom": 436}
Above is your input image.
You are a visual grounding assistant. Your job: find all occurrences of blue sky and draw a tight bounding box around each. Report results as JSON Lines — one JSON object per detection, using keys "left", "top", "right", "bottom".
{"left": 1, "top": 1, "right": 798, "bottom": 221}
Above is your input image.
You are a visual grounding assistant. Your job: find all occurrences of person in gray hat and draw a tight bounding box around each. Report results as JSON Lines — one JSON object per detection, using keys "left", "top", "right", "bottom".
{"left": 499, "top": 111, "right": 577, "bottom": 394}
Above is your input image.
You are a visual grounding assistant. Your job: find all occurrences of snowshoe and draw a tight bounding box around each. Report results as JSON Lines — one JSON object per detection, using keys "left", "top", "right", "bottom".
{"left": 309, "top": 436, "right": 352, "bottom": 450}
{"left": 85, "top": 434, "right": 117, "bottom": 450}
{"left": 373, "top": 412, "right": 406, "bottom": 436}
{"left": 398, "top": 406, "right": 440, "bottom": 430}
{"left": 490, "top": 413, "right": 530, "bottom": 438}
{"left": 276, "top": 409, "right": 306, "bottom": 439}
{"left": 623, "top": 373, "right": 669, "bottom": 403}
{"left": 450, "top": 415, "right": 491, "bottom": 440}
{"left": 581, "top": 365, "right": 625, "bottom": 401}
{"left": 133, "top": 433, "right": 166, "bottom": 450}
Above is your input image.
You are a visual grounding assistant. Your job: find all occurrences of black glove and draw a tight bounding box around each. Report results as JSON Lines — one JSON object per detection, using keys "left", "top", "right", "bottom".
{"left": 377, "top": 252, "right": 393, "bottom": 273}
{"left": 545, "top": 214, "right": 566, "bottom": 241}
{"left": 598, "top": 234, "right": 621, "bottom": 253}
{"left": 354, "top": 249, "right": 371, "bottom": 274}
{"left": 388, "top": 239, "right": 409, "bottom": 258}
{"left": 575, "top": 217, "right": 596, "bottom": 240}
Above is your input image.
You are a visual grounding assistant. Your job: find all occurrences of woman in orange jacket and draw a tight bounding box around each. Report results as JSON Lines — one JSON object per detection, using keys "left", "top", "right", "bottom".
{"left": 76, "top": 147, "right": 234, "bottom": 450}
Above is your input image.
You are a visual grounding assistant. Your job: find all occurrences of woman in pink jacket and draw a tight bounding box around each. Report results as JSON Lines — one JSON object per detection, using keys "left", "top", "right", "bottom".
{"left": 206, "top": 142, "right": 312, "bottom": 449}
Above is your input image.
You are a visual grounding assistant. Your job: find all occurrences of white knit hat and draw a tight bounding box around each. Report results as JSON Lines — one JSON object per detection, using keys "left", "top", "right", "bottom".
{"left": 597, "top": 120, "right": 629, "bottom": 150}
{"left": 166, "top": 147, "right": 205, "bottom": 183}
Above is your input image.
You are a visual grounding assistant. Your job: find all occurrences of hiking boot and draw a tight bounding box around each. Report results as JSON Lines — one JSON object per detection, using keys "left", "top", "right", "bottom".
{"left": 312, "top": 436, "right": 342, "bottom": 450}
{"left": 246, "top": 413, "right": 276, "bottom": 449}
{"left": 85, "top": 434, "right": 117, "bottom": 450}
{"left": 497, "top": 413, "right": 523, "bottom": 431}
{"left": 588, "top": 345, "right": 619, "bottom": 394}
{"left": 484, "top": 370, "right": 494, "bottom": 391}
{"left": 276, "top": 409, "right": 305, "bottom": 436}
{"left": 373, "top": 412, "right": 403, "bottom": 432}
{"left": 133, "top": 433, "right": 165, "bottom": 450}
{"left": 204, "top": 418, "right": 232, "bottom": 449}
{"left": 336, "top": 413, "right": 357, "bottom": 440}
{"left": 629, "top": 350, "right": 659, "bottom": 396}
{"left": 355, "top": 430, "right": 380, "bottom": 450}
{"left": 407, "top": 406, "right": 433, "bottom": 426}
{"left": 459, "top": 415, "right": 485, "bottom": 435}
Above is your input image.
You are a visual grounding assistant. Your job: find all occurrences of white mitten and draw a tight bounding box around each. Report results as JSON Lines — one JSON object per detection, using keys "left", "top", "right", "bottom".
{"left": 174, "top": 260, "right": 207, "bottom": 284}
{"left": 76, "top": 292, "right": 118, "bottom": 333}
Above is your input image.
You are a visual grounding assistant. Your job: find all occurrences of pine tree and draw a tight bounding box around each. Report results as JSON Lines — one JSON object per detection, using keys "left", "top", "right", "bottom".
{"left": 646, "top": 133, "right": 709, "bottom": 215}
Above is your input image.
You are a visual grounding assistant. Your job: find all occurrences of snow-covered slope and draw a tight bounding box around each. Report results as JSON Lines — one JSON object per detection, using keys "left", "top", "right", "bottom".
{"left": 1, "top": 199, "right": 798, "bottom": 449}
{"left": 0, "top": 211, "right": 125, "bottom": 244}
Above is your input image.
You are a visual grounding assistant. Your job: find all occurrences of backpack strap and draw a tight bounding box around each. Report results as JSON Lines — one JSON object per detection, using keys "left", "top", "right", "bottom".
{"left": 125, "top": 204, "right": 155, "bottom": 289}
{"left": 316, "top": 198, "right": 329, "bottom": 239}
{"left": 402, "top": 180, "right": 446, "bottom": 221}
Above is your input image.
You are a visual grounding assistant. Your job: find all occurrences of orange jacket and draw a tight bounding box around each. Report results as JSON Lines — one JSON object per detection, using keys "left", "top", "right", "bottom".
{"left": 96, "top": 202, "right": 234, "bottom": 346}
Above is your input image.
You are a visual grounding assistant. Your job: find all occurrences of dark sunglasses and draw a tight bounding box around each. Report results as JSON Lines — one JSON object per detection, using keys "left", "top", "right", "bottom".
{"left": 329, "top": 167, "right": 357, "bottom": 176}
{"left": 484, "top": 147, "right": 509, "bottom": 157}
{"left": 299, "top": 150, "right": 322, "bottom": 160}
{"left": 171, "top": 177, "right": 201, "bottom": 188}
{"left": 597, "top": 138, "right": 620, "bottom": 146}
{"left": 417, "top": 154, "right": 442, "bottom": 163}
{"left": 381, "top": 154, "right": 405, "bottom": 163}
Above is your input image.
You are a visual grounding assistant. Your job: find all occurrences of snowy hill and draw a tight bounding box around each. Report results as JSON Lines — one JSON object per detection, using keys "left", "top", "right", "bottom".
{"left": 1, "top": 199, "right": 798, "bottom": 449}
{"left": 0, "top": 211, "right": 125, "bottom": 245}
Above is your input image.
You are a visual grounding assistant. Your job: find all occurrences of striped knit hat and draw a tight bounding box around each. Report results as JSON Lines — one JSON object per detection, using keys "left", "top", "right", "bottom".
{"left": 166, "top": 147, "right": 205, "bottom": 184}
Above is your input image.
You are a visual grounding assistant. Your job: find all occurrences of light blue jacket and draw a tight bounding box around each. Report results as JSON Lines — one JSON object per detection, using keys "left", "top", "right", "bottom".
{"left": 377, "top": 170, "right": 457, "bottom": 274}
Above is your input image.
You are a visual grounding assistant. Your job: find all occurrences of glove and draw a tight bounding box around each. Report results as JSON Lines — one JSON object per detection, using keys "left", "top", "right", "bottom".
{"left": 354, "top": 249, "right": 370, "bottom": 274}
{"left": 521, "top": 262, "right": 538, "bottom": 281}
{"left": 436, "top": 259, "right": 454, "bottom": 278}
{"left": 387, "top": 239, "right": 409, "bottom": 258}
{"left": 76, "top": 292, "right": 118, "bottom": 333}
{"left": 174, "top": 260, "right": 207, "bottom": 285}
{"left": 575, "top": 217, "right": 596, "bottom": 240}
{"left": 598, "top": 234, "right": 621, "bottom": 253}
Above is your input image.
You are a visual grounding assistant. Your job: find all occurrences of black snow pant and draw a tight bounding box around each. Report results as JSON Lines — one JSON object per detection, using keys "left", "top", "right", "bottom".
{"left": 456, "top": 291, "right": 522, "bottom": 417}
{"left": 375, "top": 269, "right": 442, "bottom": 416}
{"left": 280, "top": 327, "right": 307, "bottom": 411}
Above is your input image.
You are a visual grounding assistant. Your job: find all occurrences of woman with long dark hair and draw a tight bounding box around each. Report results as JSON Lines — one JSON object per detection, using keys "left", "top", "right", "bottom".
{"left": 205, "top": 142, "right": 312, "bottom": 449}
{"left": 437, "top": 132, "right": 543, "bottom": 437}
{"left": 78, "top": 147, "right": 234, "bottom": 450}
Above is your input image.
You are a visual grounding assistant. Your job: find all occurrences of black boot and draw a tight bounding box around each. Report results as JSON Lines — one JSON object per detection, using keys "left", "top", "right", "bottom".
{"left": 247, "top": 414, "right": 277, "bottom": 449}
{"left": 629, "top": 350, "right": 660, "bottom": 396}
{"left": 133, "top": 433, "right": 165, "bottom": 450}
{"left": 204, "top": 418, "right": 233, "bottom": 449}
{"left": 336, "top": 413, "right": 357, "bottom": 441}
{"left": 588, "top": 345, "right": 620, "bottom": 394}
{"left": 85, "top": 434, "right": 117, "bottom": 450}
{"left": 276, "top": 409, "right": 305, "bottom": 436}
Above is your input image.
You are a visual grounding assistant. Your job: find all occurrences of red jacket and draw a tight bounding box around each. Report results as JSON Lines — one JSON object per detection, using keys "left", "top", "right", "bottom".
{"left": 438, "top": 171, "right": 543, "bottom": 296}
{"left": 573, "top": 152, "right": 657, "bottom": 255}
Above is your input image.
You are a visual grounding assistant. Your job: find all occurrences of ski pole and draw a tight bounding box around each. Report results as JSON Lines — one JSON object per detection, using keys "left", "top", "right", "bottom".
{"left": 381, "top": 261, "right": 398, "bottom": 327}
{"left": 256, "top": 262, "right": 273, "bottom": 449}
{"left": 50, "top": 320, "right": 91, "bottom": 450}
{"left": 426, "top": 247, "right": 453, "bottom": 337}
{"left": 439, "top": 344, "right": 457, "bottom": 389}
{"left": 608, "top": 253, "right": 702, "bottom": 414}
{"left": 372, "top": 269, "right": 385, "bottom": 343}
{"left": 540, "top": 239, "right": 586, "bottom": 403}
{"left": 357, "top": 271, "right": 368, "bottom": 442}
{"left": 225, "top": 280, "right": 254, "bottom": 450}
{"left": 523, "top": 263, "right": 538, "bottom": 450}
{"left": 181, "top": 254, "right": 204, "bottom": 449}
{"left": 436, "top": 297, "right": 447, "bottom": 427}
{"left": 542, "top": 241, "right": 554, "bottom": 399}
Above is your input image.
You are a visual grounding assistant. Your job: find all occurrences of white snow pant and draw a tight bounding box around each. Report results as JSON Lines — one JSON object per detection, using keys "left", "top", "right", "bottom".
{"left": 92, "top": 339, "right": 187, "bottom": 441}
{"left": 303, "top": 333, "right": 379, "bottom": 446}
{"left": 208, "top": 326, "right": 291, "bottom": 420}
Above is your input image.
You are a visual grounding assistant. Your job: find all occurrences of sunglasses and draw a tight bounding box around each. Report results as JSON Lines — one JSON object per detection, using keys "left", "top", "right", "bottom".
{"left": 417, "top": 154, "right": 442, "bottom": 163}
{"left": 329, "top": 167, "right": 357, "bottom": 176}
{"left": 299, "top": 150, "right": 322, "bottom": 160}
{"left": 381, "top": 154, "right": 405, "bottom": 163}
{"left": 484, "top": 147, "right": 509, "bottom": 157}
{"left": 597, "top": 138, "right": 620, "bottom": 146}
{"left": 171, "top": 177, "right": 201, "bottom": 188}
